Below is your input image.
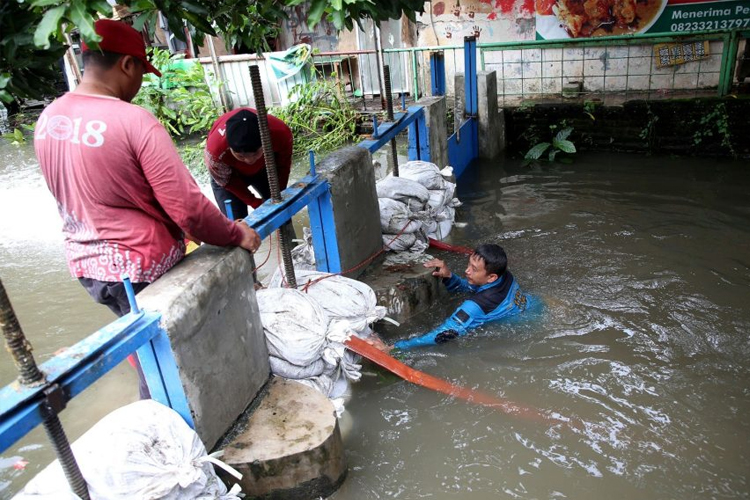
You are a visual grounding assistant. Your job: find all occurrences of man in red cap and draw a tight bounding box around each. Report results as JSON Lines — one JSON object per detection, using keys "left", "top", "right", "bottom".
{"left": 205, "top": 108, "right": 293, "bottom": 219}
{"left": 34, "top": 19, "right": 261, "bottom": 398}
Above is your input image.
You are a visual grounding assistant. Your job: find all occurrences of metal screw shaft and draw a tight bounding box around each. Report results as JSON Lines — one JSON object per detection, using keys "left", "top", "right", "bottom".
{"left": 384, "top": 65, "right": 400, "bottom": 177}
{"left": 248, "top": 65, "right": 297, "bottom": 288}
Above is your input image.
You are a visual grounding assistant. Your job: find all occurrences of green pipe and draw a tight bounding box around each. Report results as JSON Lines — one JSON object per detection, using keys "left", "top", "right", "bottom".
{"left": 411, "top": 50, "right": 419, "bottom": 99}
{"left": 719, "top": 30, "right": 740, "bottom": 96}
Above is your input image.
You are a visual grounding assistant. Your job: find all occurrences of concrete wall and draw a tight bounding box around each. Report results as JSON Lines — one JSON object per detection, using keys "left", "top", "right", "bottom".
{"left": 316, "top": 146, "right": 383, "bottom": 277}
{"left": 414, "top": 95, "right": 449, "bottom": 169}
{"left": 504, "top": 98, "right": 750, "bottom": 158}
{"left": 137, "top": 245, "right": 270, "bottom": 450}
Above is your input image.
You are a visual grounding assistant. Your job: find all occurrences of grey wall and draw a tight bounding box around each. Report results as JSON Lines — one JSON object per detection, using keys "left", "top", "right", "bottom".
{"left": 316, "top": 146, "right": 383, "bottom": 278}
{"left": 137, "top": 245, "right": 270, "bottom": 450}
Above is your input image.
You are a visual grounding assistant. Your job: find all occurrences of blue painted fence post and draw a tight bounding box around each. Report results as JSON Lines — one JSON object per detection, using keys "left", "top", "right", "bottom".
{"left": 464, "top": 36, "right": 479, "bottom": 160}
{"left": 121, "top": 276, "right": 194, "bottom": 428}
{"left": 306, "top": 152, "right": 342, "bottom": 274}
{"left": 430, "top": 51, "right": 446, "bottom": 97}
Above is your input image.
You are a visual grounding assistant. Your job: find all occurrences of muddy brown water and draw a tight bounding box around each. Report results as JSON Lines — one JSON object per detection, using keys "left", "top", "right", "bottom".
{"left": 2, "top": 141, "right": 749, "bottom": 499}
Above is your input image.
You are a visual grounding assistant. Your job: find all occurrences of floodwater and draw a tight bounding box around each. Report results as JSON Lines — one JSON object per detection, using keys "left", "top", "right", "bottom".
{"left": 2, "top": 138, "right": 749, "bottom": 499}
{"left": 334, "top": 154, "right": 750, "bottom": 499}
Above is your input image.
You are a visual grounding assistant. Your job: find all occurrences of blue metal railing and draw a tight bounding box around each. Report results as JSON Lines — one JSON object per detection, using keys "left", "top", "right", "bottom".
{"left": 357, "top": 36, "right": 480, "bottom": 178}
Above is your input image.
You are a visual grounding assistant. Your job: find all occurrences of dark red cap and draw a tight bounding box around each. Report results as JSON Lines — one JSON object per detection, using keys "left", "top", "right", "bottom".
{"left": 81, "top": 19, "right": 162, "bottom": 77}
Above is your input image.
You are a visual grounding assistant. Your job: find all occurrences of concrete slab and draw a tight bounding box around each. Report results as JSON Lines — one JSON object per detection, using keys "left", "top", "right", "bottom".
{"left": 221, "top": 377, "right": 346, "bottom": 499}
{"left": 316, "top": 146, "right": 383, "bottom": 278}
{"left": 360, "top": 258, "right": 450, "bottom": 329}
{"left": 137, "top": 245, "right": 270, "bottom": 450}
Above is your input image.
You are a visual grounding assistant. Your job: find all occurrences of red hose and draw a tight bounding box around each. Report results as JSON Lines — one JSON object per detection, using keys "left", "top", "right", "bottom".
{"left": 428, "top": 238, "right": 473, "bottom": 255}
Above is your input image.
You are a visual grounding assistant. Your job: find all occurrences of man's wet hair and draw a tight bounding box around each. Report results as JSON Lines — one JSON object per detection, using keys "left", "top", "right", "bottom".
{"left": 472, "top": 244, "right": 507, "bottom": 276}
{"left": 82, "top": 50, "right": 128, "bottom": 70}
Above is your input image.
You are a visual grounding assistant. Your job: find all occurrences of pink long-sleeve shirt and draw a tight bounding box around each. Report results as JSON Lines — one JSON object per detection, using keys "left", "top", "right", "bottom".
{"left": 35, "top": 93, "right": 244, "bottom": 283}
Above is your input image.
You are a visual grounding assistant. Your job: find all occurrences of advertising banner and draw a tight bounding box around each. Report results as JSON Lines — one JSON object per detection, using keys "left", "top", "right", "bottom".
{"left": 536, "top": 0, "right": 750, "bottom": 39}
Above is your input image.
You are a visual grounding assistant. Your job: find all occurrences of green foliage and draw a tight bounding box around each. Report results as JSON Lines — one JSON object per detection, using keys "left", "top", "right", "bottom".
{"left": 693, "top": 102, "right": 735, "bottom": 157}
{"left": 583, "top": 100, "right": 598, "bottom": 121}
{"left": 1, "top": 0, "right": 425, "bottom": 104}
{"left": 0, "top": 0, "right": 68, "bottom": 104}
{"left": 524, "top": 124, "right": 576, "bottom": 165}
{"left": 639, "top": 104, "right": 659, "bottom": 154}
{"left": 270, "top": 72, "right": 359, "bottom": 159}
{"left": 132, "top": 48, "right": 221, "bottom": 137}
{"left": 1, "top": 128, "right": 27, "bottom": 146}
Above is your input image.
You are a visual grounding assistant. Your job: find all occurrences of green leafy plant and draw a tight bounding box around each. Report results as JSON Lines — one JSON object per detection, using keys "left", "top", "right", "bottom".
{"left": 693, "top": 102, "right": 735, "bottom": 157}
{"left": 1, "top": 128, "right": 26, "bottom": 145}
{"left": 133, "top": 48, "right": 222, "bottom": 137}
{"left": 524, "top": 124, "right": 576, "bottom": 165}
{"left": 270, "top": 71, "right": 359, "bottom": 159}
{"left": 639, "top": 104, "right": 659, "bottom": 153}
{"left": 583, "top": 100, "right": 598, "bottom": 121}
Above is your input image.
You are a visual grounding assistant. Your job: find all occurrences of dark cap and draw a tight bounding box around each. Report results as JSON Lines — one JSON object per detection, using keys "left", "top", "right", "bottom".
{"left": 226, "top": 110, "right": 262, "bottom": 153}
{"left": 81, "top": 20, "right": 162, "bottom": 77}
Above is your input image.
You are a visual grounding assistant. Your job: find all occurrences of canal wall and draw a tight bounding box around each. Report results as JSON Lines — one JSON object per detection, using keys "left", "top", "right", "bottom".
{"left": 503, "top": 97, "right": 750, "bottom": 159}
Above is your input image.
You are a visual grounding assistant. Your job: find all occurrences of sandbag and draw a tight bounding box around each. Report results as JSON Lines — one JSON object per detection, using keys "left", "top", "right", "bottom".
{"left": 291, "top": 226, "right": 316, "bottom": 270}
{"left": 269, "top": 355, "right": 326, "bottom": 379}
{"left": 14, "top": 400, "right": 239, "bottom": 500}
{"left": 256, "top": 288, "right": 329, "bottom": 367}
{"left": 376, "top": 176, "right": 430, "bottom": 208}
{"left": 383, "top": 231, "right": 429, "bottom": 253}
{"left": 426, "top": 181, "right": 458, "bottom": 211}
{"left": 427, "top": 206, "right": 456, "bottom": 240}
{"left": 378, "top": 198, "right": 423, "bottom": 235}
{"left": 399, "top": 160, "right": 446, "bottom": 190}
{"left": 292, "top": 271, "right": 387, "bottom": 332}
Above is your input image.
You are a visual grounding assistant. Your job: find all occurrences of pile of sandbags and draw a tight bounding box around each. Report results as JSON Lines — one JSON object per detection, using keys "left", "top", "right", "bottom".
{"left": 14, "top": 401, "right": 241, "bottom": 500}
{"left": 376, "top": 161, "right": 461, "bottom": 255}
{"left": 257, "top": 271, "right": 387, "bottom": 415}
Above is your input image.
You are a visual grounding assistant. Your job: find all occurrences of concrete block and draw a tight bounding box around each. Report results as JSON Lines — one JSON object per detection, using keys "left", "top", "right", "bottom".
{"left": 222, "top": 377, "right": 346, "bottom": 499}
{"left": 414, "top": 95, "right": 449, "bottom": 169}
{"left": 137, "top": 245, "right": 269, "bottom": 450}
{"left": 316, "top": 146, "right": 382, "bottom": 278}
{"left": 361, "top": 261, "right": 450, "bottom": 328}
{"left": 478, "top": 71, "right": 501, "bottom": 159}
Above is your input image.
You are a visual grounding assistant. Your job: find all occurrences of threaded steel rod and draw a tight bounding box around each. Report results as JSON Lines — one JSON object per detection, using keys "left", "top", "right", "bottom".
{"left": 384, "top": 65, "right": 400, "bottom": 177}
{"left": 249, "top": 65, "right": 297, "bottom": 288}
{"left": 0, "top": 278, "right": 89, "bottom": 499}
{"left": 0, "top": 278, "right": 44, "bottom": 385}
{"left": 42, "top": 404, "right": 90, "bottom": 500}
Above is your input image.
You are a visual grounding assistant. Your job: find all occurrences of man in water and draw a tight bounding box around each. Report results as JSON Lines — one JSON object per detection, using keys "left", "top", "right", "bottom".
{"left": 376, "top": 244, "right": 529, "bottom": 351}
{"left": 204, "top": 108, "right": 293, "bottom": 219}
{"left": 34, "top": 19, "right": 261, "bottom": 398}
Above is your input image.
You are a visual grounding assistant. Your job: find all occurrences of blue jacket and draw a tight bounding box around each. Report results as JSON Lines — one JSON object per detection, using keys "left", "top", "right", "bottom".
{"left": 394, "top": 271, "right": 528, "bottom": 350}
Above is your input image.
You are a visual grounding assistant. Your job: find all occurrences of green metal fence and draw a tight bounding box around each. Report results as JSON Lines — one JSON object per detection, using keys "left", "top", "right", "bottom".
{"left": 479, "top": 29, "right": 748, "bottom": 105}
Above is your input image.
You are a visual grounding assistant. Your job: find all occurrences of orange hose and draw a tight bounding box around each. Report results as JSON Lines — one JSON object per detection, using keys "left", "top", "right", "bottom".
{"left": 345, "top": 336, "right": 560, "bottom": 425}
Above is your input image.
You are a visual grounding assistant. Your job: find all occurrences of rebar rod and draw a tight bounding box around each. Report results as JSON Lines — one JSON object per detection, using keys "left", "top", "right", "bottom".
{"left": 0, "top": 278, "right": 90, "bottom": 499}
{"left": 249, "top": 65, "right": 297, "bottom": 288}
{"left": 0, "top": 278, "right": 44, "bottom": 385}
{"left": 384, "top": 65, "right": 400, "bottom": 177}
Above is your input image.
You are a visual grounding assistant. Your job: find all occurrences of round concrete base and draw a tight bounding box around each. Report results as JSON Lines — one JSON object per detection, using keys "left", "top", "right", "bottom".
{"left": 221, "top": 377, "right": 347, "bottom": 499}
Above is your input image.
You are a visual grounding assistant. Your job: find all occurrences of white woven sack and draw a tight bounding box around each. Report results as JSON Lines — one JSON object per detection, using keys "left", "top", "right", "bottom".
{"left": 293, "top": 270, "right": 387, "bottom": 331}
{"left": 378, "top": 198, "right": 423, "bottom": 234}
{"left": 399, "top": 160, "right": 446, "bottom": 190}
{"left": 256, "top": 288, "right": 329, "bottom": 367}
{"left": 269, "top": 355, "right": 327, "bottom": 379}
{"left": 14, "top": 400, "right": 239, "bottom": 500}
{"left": 376, "top": 176, "right": 430, "bottom": 207}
